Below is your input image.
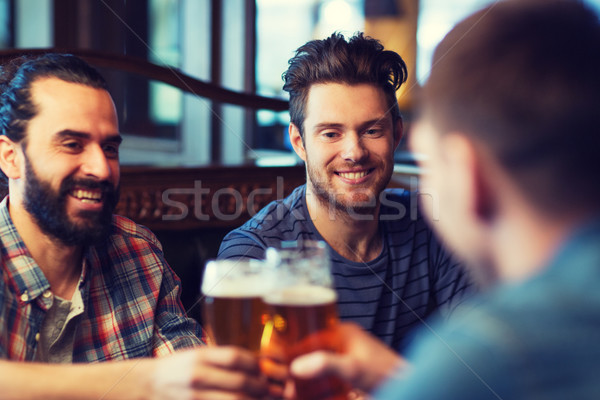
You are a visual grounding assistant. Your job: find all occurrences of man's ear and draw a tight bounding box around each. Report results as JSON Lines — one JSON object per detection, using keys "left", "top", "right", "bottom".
{"left": 444, "top": 133, "right": 496, "bottom": 224}
{"left": 393, "top": 118, "right": 403, "bottom": 150}
{"left": 289, "top": 123, "right": 307, "bottom": 162}
{"left": 0, "top": 136, "right": 22, "bottom": 180}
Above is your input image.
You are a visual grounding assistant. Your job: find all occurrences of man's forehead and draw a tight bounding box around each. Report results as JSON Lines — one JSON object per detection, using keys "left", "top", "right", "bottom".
{"left": 31, "top": 76, "right": 73, "bottom": 93}
{"left": 306, "top": 81, "right": 384, "bottom": 99}
{"left": 30, "top": 76, "right": 104, "bottom": 100}
{"left": 28, "top": 77, "right": 116, "bottom": 117}
{"left": 26, "top": 77, "right": 119, "bottom": 138}
{"left": 304, "top": 82, "right": 390, "bottom": 124}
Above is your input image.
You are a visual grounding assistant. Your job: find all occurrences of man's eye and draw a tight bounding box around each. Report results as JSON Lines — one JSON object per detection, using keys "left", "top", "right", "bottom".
{"left": 365, "top": 128, "right": 382, "bottom": 136}
{"left": 63, "top": 141, "right": 82, "bottom": 150}
{"left": 103, "top": 144, "right": 120, "bottom": 158}
{"left": 323, "top": 131, "right": 338, "bottom": 139}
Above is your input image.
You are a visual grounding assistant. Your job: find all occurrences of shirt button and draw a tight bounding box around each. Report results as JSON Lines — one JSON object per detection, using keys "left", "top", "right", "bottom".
{"left": 20, "top": 292, "right": 29, "bottom": 302}
{"left": 42, "top": 290, "right": 53, "bottom": 298}
{"left": 35, "top": 333, "right": 40, "bottom": 342}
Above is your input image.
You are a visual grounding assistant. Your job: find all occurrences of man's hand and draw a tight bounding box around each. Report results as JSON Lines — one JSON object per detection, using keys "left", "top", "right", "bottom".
{"left": 0, "top": 346, "right": 270, "bottom": 400}
{"left": 151, "top": 346, "right": 270, "bottom": 400}
{"left": 288, "top": 323, "right": 408, "bottom": 396}
{"left": 0, "top": 328, "right": 401, "bottom": 400}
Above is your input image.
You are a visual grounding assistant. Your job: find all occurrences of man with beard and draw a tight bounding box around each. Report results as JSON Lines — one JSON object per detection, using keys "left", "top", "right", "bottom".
{"left": 285, "top": 1, "right": 600, "bottom": 399}
{"left": 218, "top": 32, "right": 476, "bottom": 353}
{"left": 0, "top": 54, "right": 269, "bottom": 399}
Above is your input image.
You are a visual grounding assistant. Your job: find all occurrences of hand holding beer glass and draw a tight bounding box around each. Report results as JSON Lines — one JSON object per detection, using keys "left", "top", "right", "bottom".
{"left": 261, "top": 241, "right": 350, "bottom": 400}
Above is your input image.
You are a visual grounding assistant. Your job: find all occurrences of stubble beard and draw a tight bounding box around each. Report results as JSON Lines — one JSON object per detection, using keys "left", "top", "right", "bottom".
{"left": 305, "top": 158, "right": 393, "bottom": 219}
{"left": 22, "top": 153, "right": 120, "bottom": 247}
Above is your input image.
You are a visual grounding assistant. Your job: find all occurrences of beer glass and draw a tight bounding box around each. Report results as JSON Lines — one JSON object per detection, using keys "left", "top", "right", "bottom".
{"left": 261, "top": 241, "right": 350, "bottom": 400}
{"left": 201, "top": 259, "right": 273, "bottom": 353}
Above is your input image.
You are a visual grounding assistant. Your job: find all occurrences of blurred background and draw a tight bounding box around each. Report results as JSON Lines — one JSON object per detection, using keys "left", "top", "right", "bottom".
{"left": 6, "top": 0, "right": 597, "bottom": 168}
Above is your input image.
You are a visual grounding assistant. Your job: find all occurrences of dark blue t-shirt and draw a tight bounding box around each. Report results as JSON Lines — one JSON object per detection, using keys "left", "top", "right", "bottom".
{"left": 218, "top": 185, "right": 475, "bottom": 352}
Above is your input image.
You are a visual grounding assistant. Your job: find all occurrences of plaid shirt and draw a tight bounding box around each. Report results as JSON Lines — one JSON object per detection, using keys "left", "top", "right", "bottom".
{"left": 0, "top": 197, "right": 203, "bottom": 361}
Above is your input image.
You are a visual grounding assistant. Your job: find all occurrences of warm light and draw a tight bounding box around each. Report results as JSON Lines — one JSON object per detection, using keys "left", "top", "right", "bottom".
{"left": 316, "top": 0, "right": 364, "bottom": 37}
{"left": 322, "top": 0, "right": 354, "bottom": 26}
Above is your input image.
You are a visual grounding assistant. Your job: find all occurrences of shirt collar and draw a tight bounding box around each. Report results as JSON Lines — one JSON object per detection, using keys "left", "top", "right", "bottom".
{"left": 0, "top": 196, "right": 51, "bottom": 303}
{"left": 550, "top": 216, "right": 600, "bottom": 265}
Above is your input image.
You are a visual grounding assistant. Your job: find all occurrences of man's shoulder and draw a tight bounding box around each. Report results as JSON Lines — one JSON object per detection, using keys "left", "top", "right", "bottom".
{"left": 109, "top": 214, "right": 162, "bottom": 251}
{"left": 234, "top": 185, "right": 308, "bottom": 235}
{"left": 86, "top": 215, "right": 167, "bottom": 279}
{"left": 218, "top": 185, "right": 311, "bottom": 258}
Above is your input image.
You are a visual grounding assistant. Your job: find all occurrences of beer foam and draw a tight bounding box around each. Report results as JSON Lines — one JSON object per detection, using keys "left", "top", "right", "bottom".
{"left": 202, "top": 275, "right": 272, "bottom": 297}
{"left": 263, "top": 284, "right": 337, "bottom": 306}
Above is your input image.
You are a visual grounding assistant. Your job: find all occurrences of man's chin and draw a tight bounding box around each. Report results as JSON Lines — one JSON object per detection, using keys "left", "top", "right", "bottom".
{"left": 327, "top": 193, "right": 380, "bottom": 219}
{"left": 309, "top": 178, "right": 383, "bottom": 216}
{"left": 341, "top": 204, "right": 379, "bottom": 218}
{"left": 343, "top": 191, "right": 378, "bottom": 206}
{"left": 63, "top": 213, "right": 113, "bottom": 244}
{"left": 57, "top": 225, "right": 112, "bottom": 247}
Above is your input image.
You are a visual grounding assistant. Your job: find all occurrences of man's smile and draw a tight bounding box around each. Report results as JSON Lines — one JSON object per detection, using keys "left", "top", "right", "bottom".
{"left": 335, "top": 168, "right": 375, "bottom": 181}
{"left": 70, "top": 188, "right": 102, "bottom": 204}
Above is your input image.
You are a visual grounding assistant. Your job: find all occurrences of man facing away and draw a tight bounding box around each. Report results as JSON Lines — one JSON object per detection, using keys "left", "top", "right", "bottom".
{"left": 218, "top": 32, "right": 476, "bottom": 352}
{"left": 287, "top": 1, "right": 600, "bottom": 399}
{"left": 0, "top": 54, "right": 269, "bottom": 399}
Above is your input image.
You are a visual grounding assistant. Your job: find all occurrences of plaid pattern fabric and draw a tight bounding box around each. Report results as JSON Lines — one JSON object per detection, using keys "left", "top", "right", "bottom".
{"left": 0, "top": 197, "right": 202, "bottom": 361}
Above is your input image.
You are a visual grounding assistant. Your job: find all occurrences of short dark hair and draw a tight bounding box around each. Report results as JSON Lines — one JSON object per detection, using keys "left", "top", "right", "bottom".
{"left": 423, "top": 0, "right": 600, "bottom": 213}
{"left": 283, "top": 32, "right": 407, "bottom": 137}
{"left": 0, "top": 53, "right": 108, "bottom": 184}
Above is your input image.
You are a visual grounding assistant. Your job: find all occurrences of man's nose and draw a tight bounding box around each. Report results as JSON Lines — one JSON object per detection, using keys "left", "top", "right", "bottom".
{"left": 80, "top": 145, "right": 112, "bottom": 180}
{"left": 340, "top": 133, "right": 368, "bottom": 163}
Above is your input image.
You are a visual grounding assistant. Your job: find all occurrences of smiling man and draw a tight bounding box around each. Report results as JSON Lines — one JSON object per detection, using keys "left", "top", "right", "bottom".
{"left": 218, "top": 33, "right": 476, "bottom": 352}
{"left": 0, "top": 54, "right": 269, "bottom": 399}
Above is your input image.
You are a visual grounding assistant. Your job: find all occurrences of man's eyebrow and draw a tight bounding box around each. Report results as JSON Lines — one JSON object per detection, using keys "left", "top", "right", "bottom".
{"left": 54, "top": 129, "right": 123, "bottom": 144}
{"left": 313, "top": 117, "right": 390, "bottom": 132}
{"left": 105, "top": 134, "right": 123, "bottom": 145}
{"left": 360, "top": 117, "right": 391, "bottom": 128}
{"left": 313, "top": 122, "right": 344, "bottom": 131}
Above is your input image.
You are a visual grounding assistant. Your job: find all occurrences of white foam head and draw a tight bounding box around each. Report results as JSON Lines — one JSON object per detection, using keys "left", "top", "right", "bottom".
{"left": 202, "top": 259, "right": 274, "bottom": 297}
{"left": 263, "top": 284, "right": 337, "bottom": 305}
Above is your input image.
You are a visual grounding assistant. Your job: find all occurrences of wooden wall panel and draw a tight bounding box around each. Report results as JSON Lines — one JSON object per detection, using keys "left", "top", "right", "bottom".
{"left": 116, "top": 165, "right": 307, "bottom": 231}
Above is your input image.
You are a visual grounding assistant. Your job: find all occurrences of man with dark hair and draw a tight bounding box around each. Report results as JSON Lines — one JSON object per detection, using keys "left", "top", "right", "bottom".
{"left": 218, "top": 32, "right": 475, "bottom": 352}
{"left": 0, "top": 53, "right": 268, "bottom": 399}
{"left": 287, "top": 1, "right": 600, "bottom": 399}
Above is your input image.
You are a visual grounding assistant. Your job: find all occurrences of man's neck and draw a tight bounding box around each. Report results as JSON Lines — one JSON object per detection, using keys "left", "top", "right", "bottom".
{"left": 8, "top": 201, "right": 83, "bottom": 300}
{"left": 492, "top": 201, "right": 588, "bottom": 285}
{"left": 305, "top": 188, "right": 382, "bottom": 263}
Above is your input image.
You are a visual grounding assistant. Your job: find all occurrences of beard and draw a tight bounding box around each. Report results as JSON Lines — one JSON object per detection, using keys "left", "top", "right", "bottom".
{"left": 305, "top": 158, "right": 392, "bottom": 218}
{"left": 22, "top": 153, "right": 120, "bottom": 247}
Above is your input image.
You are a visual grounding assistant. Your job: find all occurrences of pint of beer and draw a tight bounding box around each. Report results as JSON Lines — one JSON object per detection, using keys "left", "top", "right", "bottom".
{"left": 201, "top": 259, "right": 272, "bottom": 353}
{"left": 261, "top": 241, "right": 350, "bottom": 399}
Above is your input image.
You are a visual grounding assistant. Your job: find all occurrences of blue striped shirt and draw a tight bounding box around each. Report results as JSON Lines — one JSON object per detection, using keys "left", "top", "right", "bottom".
{"left": 218, "top": 185, "right": 476, "bottom": 352}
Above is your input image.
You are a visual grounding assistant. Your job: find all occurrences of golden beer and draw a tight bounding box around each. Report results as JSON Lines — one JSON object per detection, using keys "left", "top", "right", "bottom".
{"left": 201, "top": 259, "right": 272, "bottom": 352}
{"left": 202, "top": 295, "right": 267, "bottom": 352}
{"left": 262, "top": 285, "right": 350, "bottom": 400}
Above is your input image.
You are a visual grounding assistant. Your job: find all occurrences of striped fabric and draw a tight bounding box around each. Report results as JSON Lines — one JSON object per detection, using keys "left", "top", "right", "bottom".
{"left": 218, "top": 185, "right": 476, "bottom": 352}
{"left": 0, "top": 197, "right": 202, "bottom": 362}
